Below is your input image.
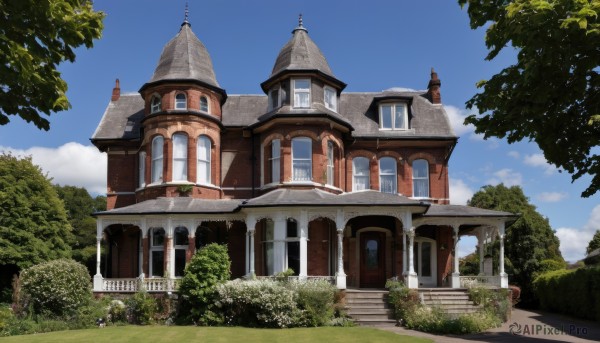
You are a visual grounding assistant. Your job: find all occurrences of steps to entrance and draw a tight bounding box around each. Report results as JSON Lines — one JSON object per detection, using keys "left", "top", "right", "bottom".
{"left": 418, "top": 288, "right": 481, "bottom": 316}
{"left": 345, "top": 290, "right": 396, "bottom": 326}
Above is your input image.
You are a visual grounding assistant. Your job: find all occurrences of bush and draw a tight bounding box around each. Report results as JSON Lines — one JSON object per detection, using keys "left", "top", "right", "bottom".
{"left": 107, "top": 300, "right": 127, "bottom": 323}
{"left": 125, "top": 291, "right": 158, "bottom": 325}
{"left": 288, "top": 280, "right": 337, "bottom": 327}
{"left": 20, "top": 259, "right": 92, "bottom": 317}
{"left": 178, "top": 243, "right": 230, "bottom": 324}
{"left": 386, "top": 279, "right": 420, "bottom": 324}
{"left": 533, "top": 266, "right": 600, "bottom": 322}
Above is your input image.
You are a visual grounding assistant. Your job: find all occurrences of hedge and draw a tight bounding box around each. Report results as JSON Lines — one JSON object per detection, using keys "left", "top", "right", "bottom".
{"left": 533, "top": 266, "right": 600, "bottom": 322}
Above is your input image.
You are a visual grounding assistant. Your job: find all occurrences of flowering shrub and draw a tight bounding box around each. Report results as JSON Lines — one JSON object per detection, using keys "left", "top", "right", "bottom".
{"left": 20, "top": 259, "right": 92, "bottom": 317}
{"left": 125, "top": 291, "right": 157, "bottom": 325}
{"left": 289, "top": 280, "right": 337, "bottom": 326}
{"left": 216, "top": 279, "right": 299, "bottom": 328}
{"left": 106, "top": 300, "right": 126, "bottom": 323}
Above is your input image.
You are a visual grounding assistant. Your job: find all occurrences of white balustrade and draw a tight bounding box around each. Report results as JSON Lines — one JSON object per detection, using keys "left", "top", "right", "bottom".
{"left": 459, "top": 275, "right": 501, "bottom": 288}
{"left": 100, "top": 278, "right": 180, "bottom": 292}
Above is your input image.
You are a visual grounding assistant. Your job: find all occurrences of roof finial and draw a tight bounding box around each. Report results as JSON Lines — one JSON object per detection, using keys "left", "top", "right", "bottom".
{"left": 181, "top": 2, "right": 190, "bottom": 27}
{"left": 292, "top": 13, "right": 308, "bottom": 33}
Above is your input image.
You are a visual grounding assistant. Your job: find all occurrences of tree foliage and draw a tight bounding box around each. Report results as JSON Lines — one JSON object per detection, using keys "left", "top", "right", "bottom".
{"left": 54, "top": 185, "right": 106, "bottom": 275}
{"left": 588, "top": 230, "right": 600, "bottom": 255}
{"left": 458, "top": 0, "right": 600, "bottom": 197}
{"left": 468, "top": 184, "right": 564, "bottom": 307}
{"left": 0, "top": 0, "right": 105, "bottom": 130}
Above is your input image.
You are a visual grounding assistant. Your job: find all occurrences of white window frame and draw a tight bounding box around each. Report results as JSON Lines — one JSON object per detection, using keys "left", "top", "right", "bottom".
{"left": 268, "top": 88, "right": 280, "bottom": 111}
{"left": 379, "top": 103, "right": 408, "bottom": 130}
{"left": 200, "top": 96, "right": 209, "bottom": 113}
{"left": 175, "top": 93, "right": 187, "bottom": 110}
{"left": 150, "top": 95, "right": 161, "bottom": 114}
{"left": 352, "top": 157, "right": 370, "bottom": 191}
{"left": 324, "top": 86, "right": 337, "bottom": 111}
{"left": 293, "top": 79, "right": 311, "bottom": 108}
{"left": 172, "top": 133, "right": 188, "bottom": 182}
{"left": 149, "top": 227, "right": 165, "bottom": 278}
{"left": 379, "top": 157, "right": 397, "bottom": 194}
{"left": 197, "top": 135, "right": 211, "bottom": 185}
{"left": 412, "top": 159, "right": 430, "bottom": 198}
{"left": 151, "top": 136, "right": 163, "bottom": 183}
{"left": 173, "top": 226, "right": 189, "bottom": 278}
{"left": 326, "top": 141, "right": 334, "bottom": 186}
{"left": 270, "top": 139, "right": 280, "bottom": 183}
{"left": 139, "top": 151, "right": 146, "bottom": 188}
{"left": 291, "top": 137, "right": 312, "bottom": 182}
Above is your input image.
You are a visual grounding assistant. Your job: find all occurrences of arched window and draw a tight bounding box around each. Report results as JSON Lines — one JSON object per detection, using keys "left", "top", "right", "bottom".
{"left": 174, "top": 226, "right": 189, "bottom": 277}
{"left": 150, "top": 228, "right": 165, "bottom": 277}
{"left": 138, "top": 151, "right": 146, "bottom": 188}
{"left": 326, "top": 141, "right": 335, "bottom": 186}
{"left": 151, "top": 136, "right": 164, "bottom": 183}
{"left": 291, "top": 137, "right": 312, "bottom": 181}
{"left": 270, "top": 139, "right": 280, "bottom": 183}
{"left": 200, "top": 96, "right": 209, "bottom": 112}
{"left": 195, "top": 226, "right": 213, "bottom": 250}
{"left": 413, "top": 159, "right": 430, "bottom": 198}
{"left": 150, "top": 95, "right": 161, "bottom": 113}
{"left": 175, "top": 93, "right": 187, "bottom": 110}
{"left": 172, "top": 133, "right": 188, "bottom": 182}
{"left": 353, "top": 157, "right": 370, "bottom": 191}
{"left": 197, "top": 135, "right": 211, "bottom": 184}
{"left": 379, "top": 157, "right": 397, "bottom": 194}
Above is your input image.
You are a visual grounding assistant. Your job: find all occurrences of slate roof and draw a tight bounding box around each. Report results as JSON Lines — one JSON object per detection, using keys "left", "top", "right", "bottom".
{"left": 92, "top": 93, "right": 144, "bottom": 141}
{"left": 423, "top": 204, "right": 517, "bottom": 218}
{"left": 140, "top": 22, "right": 222, "bottom": 92}
{"left": 95, "top": 197, "right": 243, "bottom": 215}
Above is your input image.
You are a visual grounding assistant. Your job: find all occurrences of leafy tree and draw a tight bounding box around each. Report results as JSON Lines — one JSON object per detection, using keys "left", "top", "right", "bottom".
{"left": 468, "top": 184, "right": 564, "bottom": 307}
{"left": 458, "top": 0, "right": 600, "bottom": 197}
{"left": 0, "top": 153, "right": 72, "bottom": 297}
{"left": 54, "top": 185, "right": 106, "bottom": 275}
{"left": 0, "top": 0, "right": 105, "bottom": 130}
{"left": 587, "top": 230, "right": 600, "bottom": 255}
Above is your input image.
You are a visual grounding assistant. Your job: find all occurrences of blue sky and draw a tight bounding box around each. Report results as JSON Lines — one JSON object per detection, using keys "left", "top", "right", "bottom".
{"left": 0, "top": 0, "right": 598, "bottom": 262}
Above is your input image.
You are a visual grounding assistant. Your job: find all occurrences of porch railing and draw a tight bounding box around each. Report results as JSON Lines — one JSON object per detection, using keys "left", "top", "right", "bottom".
{"left": 255, "top": 275, "right": 336, "bottom": 284}
{"left": 459, "top": 275, "right": 500, "bottom": 288}
{"left": 101, "top": 277, "right": 180, "bottom": 293}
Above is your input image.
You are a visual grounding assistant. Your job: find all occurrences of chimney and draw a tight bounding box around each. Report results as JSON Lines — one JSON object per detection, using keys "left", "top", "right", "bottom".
{"left": 111, "top": 79, "right": 121, "bottom": 102}
{"left": 427, "top": 68, "right": 441, "bottom": 104}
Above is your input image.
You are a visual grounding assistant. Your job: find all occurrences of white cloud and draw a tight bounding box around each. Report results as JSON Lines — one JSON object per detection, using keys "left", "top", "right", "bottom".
{"left": 507, "top": 151, "right": 520, "bottom": 159}
{"left": 523, "top": 153, "right": 557, "bottom": 175}
{"left": 537, "top": 192, "right": 568, "bottom": 203}
{"left": 449, "top": 178, "right": 474, "bottom": 205}
{"left": 444, "top": 105, "right": 474, "bottom": 136}
{"left": 0, "top": 142, "right": 107, "bottom": 195}
{"left": 556, "top": 204, "right": 600, "bottom": 262}
{"left": 486, "top": 168, "right": 523, "bottom": 187}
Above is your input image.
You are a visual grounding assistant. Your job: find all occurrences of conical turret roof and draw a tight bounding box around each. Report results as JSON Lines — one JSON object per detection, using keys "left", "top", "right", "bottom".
{"left": 262, "top": 17, "right": 344, "bottom": 91}
{"left": 140, "top": 22, "right": 224, "bottom": 95}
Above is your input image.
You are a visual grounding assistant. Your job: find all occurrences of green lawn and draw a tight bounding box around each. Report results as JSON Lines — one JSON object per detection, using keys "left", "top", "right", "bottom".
{"left": 0, "top": 326, "right": 432, "bottom": 343}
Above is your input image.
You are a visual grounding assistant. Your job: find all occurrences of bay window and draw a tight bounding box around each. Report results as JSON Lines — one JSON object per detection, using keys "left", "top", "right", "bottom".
{"left": 151, "top": 136, "right": 163, "bottom": 183}
{"left": 292, "top": 137, "right": 312, "bottom": 181}
{"left": 172, "top": 133, "right": 188, "bottom": 182}
{"left": 197, "top": 135, "right": 211, "bottom": 184}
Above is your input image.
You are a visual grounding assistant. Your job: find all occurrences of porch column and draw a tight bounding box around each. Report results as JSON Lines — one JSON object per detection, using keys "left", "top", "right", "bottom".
{"left": 273, "top": 214, "right": 286, "bottom": 274}
{"left": 402, "top": 231, "right": 407, "bottom": 275}
{"left": 299, "top": 211, "right": 308, "bottom": 279}
{"left": 139, "top": 218, "right": 147, "bottom": 277}
{"left": 406, "top": 227, "right": 418, "bottom": 288}
{"left": 165, "top": 218, "right": 174, "bottom": 278}
{"left": 93, "top": 219, "right": 104, "bottom": 292}
{"left": 245, "top": 215, "right": 256, "bottom": 278}
{"left": 451, "top": 224, "right": 461, "bottom": 288}
{"left": 477, "top": 228, "right": 485, "bottom": 276}
{"left": 187, "top": 233, "right": 196, "bottom": 263}
{"left": 335, "top": 209, "right": 346, "bottom": 289}
{"left": 498, "top": 221, "right": 508, "bottom": 288}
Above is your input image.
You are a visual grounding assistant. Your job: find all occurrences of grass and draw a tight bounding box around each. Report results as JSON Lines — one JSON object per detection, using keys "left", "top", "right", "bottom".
{"left": 0, "top": 326, "right": 432, "bottom": 343}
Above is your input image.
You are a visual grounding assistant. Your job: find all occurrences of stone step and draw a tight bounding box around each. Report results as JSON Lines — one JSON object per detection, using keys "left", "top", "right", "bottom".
{"left": 346, "top": 298, "right": 389, "bottom": 304}
{"left": 345, "top": 293, "right": 388, "bottom": 299}
{"left": 346, "top": 303, "right": 389, "bottom": 309}
{"left": 348, "top": 313, "right": 394, "bottom": 321}
{"left": 353, "top": 319, "right": 397, "bottom": 326}
{"left": 347, "top": 308, "right": 392, "bottom": 315}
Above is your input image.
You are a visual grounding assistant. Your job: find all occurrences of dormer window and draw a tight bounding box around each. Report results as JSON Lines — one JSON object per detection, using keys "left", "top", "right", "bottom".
{"left": 150, "top": 95, "right": 161, "bottom": 114}
{"left": 175, "top": 93, "right": 187, "bottom": 110}
{"left": 324, "top": 86, "right": 337, "bottom": 111}
{"left": 379, "top": 103, "right": 407, "bottom": 130}
{"left": 268, "top": 88, "right": 280, "bottom": 111}
{"left": 200, "top": 96, "right": 209, "bottom": 112}
{"left": 293, "top": 79, "right": 310, "bottom": 108}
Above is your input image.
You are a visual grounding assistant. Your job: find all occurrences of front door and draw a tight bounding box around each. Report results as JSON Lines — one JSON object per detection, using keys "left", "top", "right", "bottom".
{"left": 413, "top": 238, "right": 437, "bottom": 287}
{"left": 360, "top": 232, "right": 386, "bottom": 288}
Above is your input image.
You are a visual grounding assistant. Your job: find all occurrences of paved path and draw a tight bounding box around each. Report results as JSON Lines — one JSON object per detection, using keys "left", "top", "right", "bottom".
{"left": 370, "top": 309, "right": 600, "bottom": 343}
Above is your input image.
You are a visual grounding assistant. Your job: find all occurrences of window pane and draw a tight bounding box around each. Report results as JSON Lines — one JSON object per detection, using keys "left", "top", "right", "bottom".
{"left": 287, "top": 241, "right": 300, "bottom": 275}
{"left": 325, "top": 88, "right": 336, "bottom": 110}
{"left": 269, "top": 89, "right": 279, "bottom": 110}
{"left": 151, "top": 96, "right": 161, "bottom": 113}
{"left": 174, "top": 227, "right": 189, "bottom": 246}
{"left": 295, "top": 80, "right": 309, "bottom": 90}
{"left": 365, "top": 239, "right": 378, "bottom": 270}
{"left": 292, "top": 139, "right": 311, "bottom": 159}
{"left": 175, "top": 93, "right": 186, "bottom": 109}
{"left": 139, "top": 152, "right": 146, "bottom": 188}
{"left": 413, "top": 179, "right": 429, "bottom": 198}
{"left": 152, "top": 137, "right": 163, "bottom": 183}
{"left": 295, "top": 93, "right": 310, "bottom": 108}
{"left": 292, "top": 138, "right": 312, "bottom": 181}
{"left": 200, "top": 96, "right": 208, "bottom": 112}
{"left": 394, "top": 104, "right": 406, "bottom": 129}
{"left": 353, "top": 157, "right": 369, "bottom": 176}
{"left": 152, "top": 228, "right": 165, "bottom": 246}
{"left": 380, "top": 175, "right": 396, "bottom": 194}
{"left": 379, "top": 157, "right": 396, "bottom": 174}
{"left": 413, "top": 160, "right": 428, "bottom": 178}
{"left": 381, "top": 105, "right": 392, "bottom": 129}
{"left": 151, "top": 251, "right": 164, "bottom": 277}
{"left": 197, "top": 136, "right": 211, "bottom": 184}
{"left": 172, "top": 134, "right": 187, "bottom": 181}
{"left": 422, "top": 242, "right": 432, "bottom": 277}
{"left": 271, "top": 139, "right": 280, "bottom": 183}
{"left": 327, "top": 142, "right": 334, "bottom": 186}
{"left": 175, "top": 249, "right": 186, "bottom": 277}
